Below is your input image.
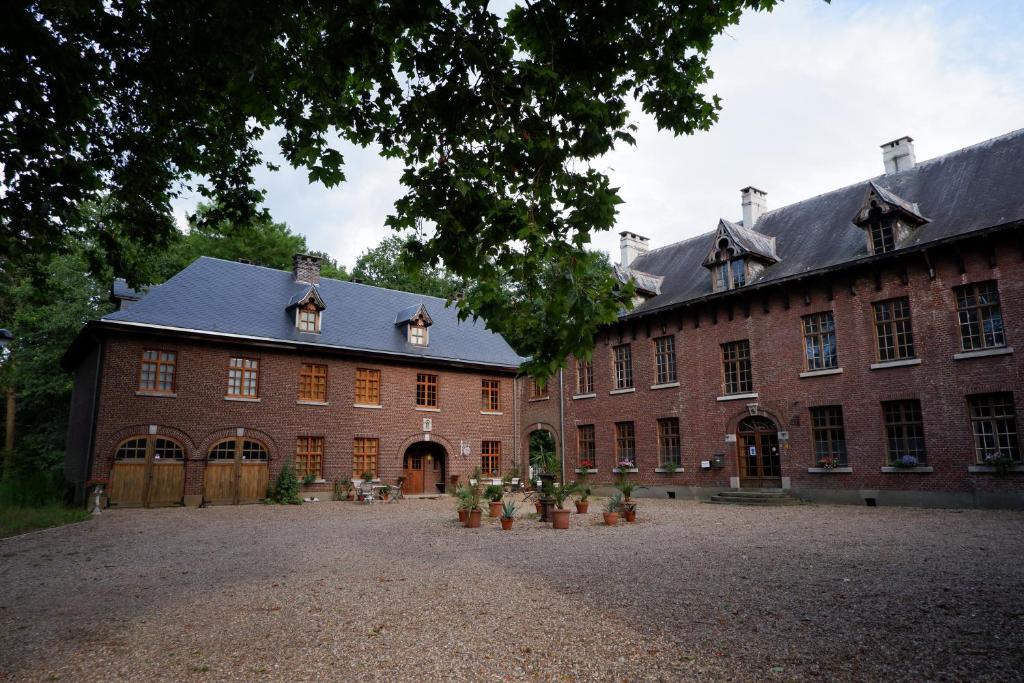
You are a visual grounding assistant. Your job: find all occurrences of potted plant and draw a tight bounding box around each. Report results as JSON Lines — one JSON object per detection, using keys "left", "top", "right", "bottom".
{"left": 817, "top": 455, "right": 841, "bottom": 470}
{"left": 603, "top": 493, "right": 622, "bottom": 525}
{"left": 891, "top": 454, "right": 920, "bottom": 469}
{"left": 455, "top": 485, "right": 471, "bottom": 522}
{"left": 485, "top": 484, "right": 504, "bottom": 517}
{"left": 574, "top": 486, "right": 591, "bottom": 514}
{"left": 500, "top": 500, "right": 518, "bottom": 530}
{"left": 463, "top": 468, "right": 484, "bottom": 528}
{"left": 577, "top": 458, "right": 595, "bottom": 473}
{"left": 661, "top": 460, "right": 680, "bottom": 474}
{"left": 549, "top": 481, "right": 579, "bottom": 530}
{"left": 362, "top": 470, "right": 375, "bottom": 482}
{"left": 616, "top": 477, "right": 639, "bottom": 502}
{"left": 621, "top": 500, "right": 637, "bottom": 523}
{"left": 302, "top": 473, "right": 317, "bottom": 487}
{"left": 333, "top": 479, "right": 353, "bottom": 501}
{"left": 982, "top": 451, "right": 1017, "bottom": 475}
{"left": 378, "top": 483, "right": 391, "bottom": 501}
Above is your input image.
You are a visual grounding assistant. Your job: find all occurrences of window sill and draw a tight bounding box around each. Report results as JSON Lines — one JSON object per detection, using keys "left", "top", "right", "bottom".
{"left": 968, "top": 465, "right": 1024, "bottom": 473}
{"left": 297, "top": 400, "right": 329, "bottom": 406}
{"left": 717, "top": 392, "right": 758, "bottom": 402}
{"left": 572, "top": 393, "right": 597, "bottom": 400}
{"left": 609, "top": 387, "right": 636, "bottom": 395}
{"left": 655, "top": 467, "right": 685, "bottom": 474}
{"left": 224, "top": 396, "right": 261, "bottom": 403}
{"left": 799, "top": 368, "right": 843, "bottom": 379}
{"left": 527, "top": 396, "right": 551, "bottom": 403}
{"left": 613, "top": 468, "right": 640, "bottom": 474}
{"left": 880, "top": 466, "right": 933, "bottom": 473}
{"left": 576, "top": 468, "right": 598, "bottom": 474}
{"left": 870, "top": 358, "right": 921, "bottom": 370}
{"left": 807, "top": 467, "right": 854, "bottom": 473}
{"left": 650, "top": 382, "right": 680, "bottom": 390}
{"left": 136, "top": 390, "right": 177, "bottom": 398}
{"left": 954, "top": 346, "right": 1013, "bottom": 360}
{"left": 480, "top": 410, "right": 504, "bottom": 416}
{"left": 301, "top": 479, "right": 328, "bottom": 485}
{"left": 415, "top": 406, "right": 440, "bottom": 412}
{"left": 353, "top": 403, "right": 382, "bottom": 410}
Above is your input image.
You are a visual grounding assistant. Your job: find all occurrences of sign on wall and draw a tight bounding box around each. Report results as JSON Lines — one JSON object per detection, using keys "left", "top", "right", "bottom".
{"left": 422, "top": 417, "right": 433, "bottom": 432}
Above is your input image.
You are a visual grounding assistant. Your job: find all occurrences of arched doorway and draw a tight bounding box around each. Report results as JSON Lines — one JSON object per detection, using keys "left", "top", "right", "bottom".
{"left": 737, "top": 416, "right": 781, "bottom": 489}
{"left": 529, "top": 429, "right": 558, "bottom": 480}
{"left": 109, "top": 436, "right": 186, "bottom": 507}
{"left": 203, "top": 437, "right": 270, "bottom": 505}
{"left": 402, "top": 441, "right": 446, "bottom": 495}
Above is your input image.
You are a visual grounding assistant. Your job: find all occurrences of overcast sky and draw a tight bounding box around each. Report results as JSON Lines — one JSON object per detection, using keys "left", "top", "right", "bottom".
{"left": 172, "top": 0, "right": 1024, "bottom": 269}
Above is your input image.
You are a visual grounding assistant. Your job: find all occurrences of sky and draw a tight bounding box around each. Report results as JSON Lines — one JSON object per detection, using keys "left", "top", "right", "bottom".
{"left": 172, "top": 0, "right": 1024, "bottom": 269}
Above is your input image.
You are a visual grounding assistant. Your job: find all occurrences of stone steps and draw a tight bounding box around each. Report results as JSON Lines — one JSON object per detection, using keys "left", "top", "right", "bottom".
{"left": 707, "top": 489, "right": 802, "bottom": 506}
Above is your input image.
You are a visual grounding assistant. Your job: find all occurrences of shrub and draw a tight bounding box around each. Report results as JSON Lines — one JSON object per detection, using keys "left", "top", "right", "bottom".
{"left": 270, "top": 463, "right": 302, "bottom": 504}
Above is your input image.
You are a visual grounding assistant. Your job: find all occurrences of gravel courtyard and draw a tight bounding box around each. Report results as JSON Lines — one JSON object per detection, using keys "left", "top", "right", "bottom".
{"left": 1, "top": 498, "right": 1022, "bottom": 682}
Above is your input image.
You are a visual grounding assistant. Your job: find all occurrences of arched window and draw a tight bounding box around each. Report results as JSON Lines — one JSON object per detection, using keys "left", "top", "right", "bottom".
{"left": 242, "top": 440, "right": 268, "bottom": 461}
{"left": 153, "top": 438, "right": 184, "bottom": 461}
{"left": 207, "top": 438, "right": 269, "bottom": 461}
{"left": 208, "top": 440, "right": 236, "bottom": 460}
{"left": 115, "top": 436, "right": 185, "bottom": 461}
{"left": 115, "top": 438, "right": 148, "bottom": 461}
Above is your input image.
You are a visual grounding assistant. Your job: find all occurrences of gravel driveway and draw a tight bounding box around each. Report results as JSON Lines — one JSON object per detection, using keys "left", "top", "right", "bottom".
{"left": 1, "top": 497, "right": 1022, "bottom": 682}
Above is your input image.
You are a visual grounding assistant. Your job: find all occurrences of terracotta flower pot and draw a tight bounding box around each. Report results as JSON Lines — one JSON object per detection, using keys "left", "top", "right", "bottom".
{"left": 551, "top": 508, "right": 571, "bottom": 530}
{"left": 489, "top": 501, "right": 503, "bottom": 517}
{"left": 458, "top": 509, "right": 469, "bottom": 523}
{"left": 535, "top": 501, "right": 543, "bottom": 514}
{"left": 500, "top": 517, "right": 514, "bottom": 530}
{"left": 603, "top": 512, "right": 619, "bottom": 525}
{"left": 464, "top": 509, "right": 482, "bottom": 528}
{"left": 575, "top": 501, "right": 589, "bottom": 514}
{"left": 624, "top": 509, "right": 637, "bottom": 523}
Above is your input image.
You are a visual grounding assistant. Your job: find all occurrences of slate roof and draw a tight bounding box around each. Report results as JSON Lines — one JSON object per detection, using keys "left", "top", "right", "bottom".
{"left": 865, "top": 181, "right": 927, "bottom": 223}
{"left": 702, "top": 219, "right": 779, "bottom": 266}
{"left": 101, "top": 257, "right": 525, "bottom": 369}
{"left": 613, "top": 264, "right": 664, "bottom": 296}
{"left": 628, "top": 128, "right": 1024, "bottom": 317}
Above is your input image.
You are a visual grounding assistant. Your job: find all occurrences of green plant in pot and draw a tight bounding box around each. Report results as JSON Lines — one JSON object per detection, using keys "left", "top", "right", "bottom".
{"left": 574, "top": 469, "right": 591, "bottom": 513}
{"left": 454, "top": 484, "right": 473, "bottom": 523}
{"left": 484, "top": 484, "right": 504, "bottom": 517}
{"left": 378, "top": 483, "right": 391, "bottom": 501}
{"left": 603, "top": 492, "right": 622, "bottom": 525}
{"left": 549, "top": 481, "right": 579, "bottom": 530}
{"left": 302, "top": 473, "right": 317, "bottom": 486}
{"left": 621, "top": 499, "right": 638, "bottom": 523}
{"left": 500, "top": 499, "right": 518, "bottom": 530}
{"left": 333, "top": 479, "right": 353, "bottom": 501}
{"left": 463, "top": 468, "right": 484, "bottom": 528}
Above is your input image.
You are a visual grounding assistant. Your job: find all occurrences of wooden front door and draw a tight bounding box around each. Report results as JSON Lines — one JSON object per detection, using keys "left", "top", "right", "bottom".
{"left": 109, "top": 437, "right": 185, "bottom": 507}
{"left": 738, "top": 416, "right": 782, "bottom": 489}
{"left": 403, "top": 453, "right": 425, "bottom": 495}
{"left": 203, "top": 438, "right": 269, "bottom": 505}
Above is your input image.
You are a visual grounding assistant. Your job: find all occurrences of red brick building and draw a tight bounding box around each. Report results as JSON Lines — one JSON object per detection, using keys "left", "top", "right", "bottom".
{"left": 523, "top": 131, "right": 1024, "bottom": 508}
{"left": 64, "top": 256, "right": 524, "bottom": 506}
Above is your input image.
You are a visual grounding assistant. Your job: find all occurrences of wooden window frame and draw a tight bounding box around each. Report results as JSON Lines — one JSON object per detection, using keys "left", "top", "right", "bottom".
{"left": 882, "top": 399, "right": 927, "bottom": 465}
{"left": 869, "top": 217, "right": 896, "bottom": 254}
{"left": 295, "top": 436, "right": 325, "bottom": 481}
{"left": 576, "top": 358, "right": 594, "bottom": 394}
{"left": 615, "top": 421, "right": 636, "bottom": 465}
{"left": 114, "top": 437, "right": 150, "bottom": 461}
{"left": 968, "top": 393, "right": 1020, "bottom": 464}
{"left": 355, "top": 368, "right": 381, "bottom": 406}
{"left": 654, "top": 335, "right": 677, "bottom": 384}
{"left": 722, "top": 340, "right": 753, "bottom": 394}
{"left": 139, "top": 349, "right": 177, "bottom": 393}
{"left": 226, "top": 357, "right": 260, "bottom": 398}
{"left": 577, "top": 425, "right": 596, "bottom": 469}
{"left": 802, "top": 312, "right": 838, "bottom": 371}
{"left": 810, "top": 406, "right": 847, "bottom": 466}
{"left": 416, "top": 373, "right": 438, "bottom": 407}
{"left": 298, "top": 363, "right": 328, "bottom": 402}
{"left": 481, "top": 379, "right": 501, "bottom": 412}
{"left": 296, "top": 304, "right": 321, "bottom": 333}
{"left": 528, "top": 377, "right": 548, "bottom": 399}
{"left": 352, "top": 437, "right": 379, "bottom": 479}
{"left": 409, "top": 323, "right": 428, "bottom": 346}
{"left": 657, "top": 417, "right": 681, "bottom": 468}
{"left": 955, "top": 281, "right": 1006, "bottom": 351}
{"left": 613, "top": 344, "right": 633, "bottom": 390}
{"left": 481, "top": 440, "right": 501, "bottom": 477}
{"left": 873, "top": 298, "right": 915, "bottom": 362}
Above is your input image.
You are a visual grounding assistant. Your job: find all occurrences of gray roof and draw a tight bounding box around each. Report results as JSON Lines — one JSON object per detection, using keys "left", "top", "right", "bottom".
{"left": 102, "top": 257, "right": 525, "bottom": 369}
{"left": 629, "top": 128, "right": 1024, "bottom": 316}
{"left": 613, "top": 264, "right": 663, "bottom": 296}
{"left": 111, "top": 278, "right": 153, "bottom": 301}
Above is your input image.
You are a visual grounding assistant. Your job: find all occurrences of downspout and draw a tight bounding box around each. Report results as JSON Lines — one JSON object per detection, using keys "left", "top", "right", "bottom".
{"left": 83, "top": 337, "right": 104, "bottom": 502}
{"left": 513, "top": 375, "right": 520, "bottom": 474}
{"left": 559, "top": 368, "right": 565, "bottom": 483}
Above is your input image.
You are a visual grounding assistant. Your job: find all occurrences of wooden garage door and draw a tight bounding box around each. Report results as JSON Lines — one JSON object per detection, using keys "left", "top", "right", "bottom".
{"left": 203, "top": 438, "right": 269, "bottom": 505}
{"left": 109, "top": 437, "right": 185, "bottom": 507}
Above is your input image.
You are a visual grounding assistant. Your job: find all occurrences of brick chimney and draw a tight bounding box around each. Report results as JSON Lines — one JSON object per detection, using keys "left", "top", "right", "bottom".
{"left": 740, "top": 186, "right": 768, "bottom": 228}
{"left": 881, "top": 136, "right": 916, "bottom": 174}
{"left": 619, "top": 231, "right": 650, "bottom": 267}
{"left": 292, "top": 253, "right": 322, "bottom": 285}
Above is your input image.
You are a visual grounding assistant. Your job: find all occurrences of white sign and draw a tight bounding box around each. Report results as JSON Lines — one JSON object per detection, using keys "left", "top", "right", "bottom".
{"left": 748, "top": 446, "right": 757, "bottom": 456}
{"left": 422, "top": 417, "right": 433, "bottom": 432}
{"left": 701, "top": 460, "right": 711, "bottom": 469}
{"left": 724, "top": 434, "right": 737, "bottom": 443}
{"left": 777, "top": 431, "right": 789, "bottom": 441}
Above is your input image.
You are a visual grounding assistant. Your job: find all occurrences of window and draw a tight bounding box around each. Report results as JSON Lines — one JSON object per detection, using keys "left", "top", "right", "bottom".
{"left": 956, "top": 282, "right": 1005, "bottom": 351}
{"left": 295, "top": 436, "right": 324, "bottom": 481}
{"left": 528, "top": 377, "right": 548, "bottom": 399}
{"left": 810, "top": 406, "right": 847, "bottom": 466}
{"left": 654, "top": 336, "right": 677, "bottom": 384}
{"left": 722, "top": 340, "right": 752, "bottom": 394}
{"left": 715, "top": 265, "right": 729, "bottom": 292}
{"left": 208, "top": 440, "right": 236, "bottom": 461}
{"left": 297, "top": 305, "right": 320, "bottom": 333}
{"left": 577, "top": 425, "right": 595, "bottom": 469}
{"left": 869, "top": 217, "right": 895, "bottom": 254}
{"left": 803, "top": 312, "right": 837, "bottom": 370}
{"left": 139, "top": 350, "right": 176, "bottom": 393}
{"left": 657, "top": 418, "right": 681, "bottom": 468}
{"left": 968, "top": 393, "right": 1020, "bottom": 464}
{"left": 613, "top": 344, "right": 633, "bottom": 389}
{"left": 241, "top": 440, "right": 268, "bottom": 461}
{"left": 152, "top": 438, "right": 184, "bottom": 461}
{"left": 298, "top": 363, "right": 328, "bottom": 402}
{"left": 409, "top": 323, "right": 427, "bottom": 346}
{"left": 481, "top": 440, "right": 501, "bottom": 476}
{"left": 355, "top": 368, "right": 381, "bottom": 405}
{"left": 353, "top": 437, "right": 379, "bottom": 479}
{"left": 207, "top": 439, "right": 268, "bottom": 461}
{"left": 227, "top": 357, "right": 259, "bottom": 398}
{"left": 481, "top": 379, "right": 501, "bottom": 411}
{"left": 576, "top": 358, "right": 594, "bottom": 394}
{"left": 416, "top": 373, "right": 438, "bottom": 407}
{"left": 730, "top": 258, "right": 746, "bottom": 288}
{"left": 883, "top": 399, "right": 926, "bottom": 465}
{"left": 114, "top": 437, "right": 149, "bottom": 461}
{"left": 115, "top": 436, "right": 184, "bottom": 461}
{"left": 615, "top": 421, "right": 636, "bottom": 465}
{"left": 873, "top": 298, "right": 915, "bottom": 361}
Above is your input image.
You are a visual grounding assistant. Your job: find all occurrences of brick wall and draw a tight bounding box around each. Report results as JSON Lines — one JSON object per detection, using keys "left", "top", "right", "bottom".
{"left": 88, "top": 334, "right": 518, "bottom": 500}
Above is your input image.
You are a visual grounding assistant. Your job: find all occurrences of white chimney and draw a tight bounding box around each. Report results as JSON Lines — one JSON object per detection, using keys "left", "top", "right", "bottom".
{"left": 881, "top": 136, "right": 916, "bottom": 174}
{"left": 740, "top": 186, "right": 768, "bottom": 228}
{"left": 619, "top": 231, "right": 650, "bottom": 267}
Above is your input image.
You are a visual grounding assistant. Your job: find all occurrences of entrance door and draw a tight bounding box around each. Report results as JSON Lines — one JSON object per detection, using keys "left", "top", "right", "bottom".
{"left": 109, "top": 436, "right": 186, "bottom": 507}
{"left": 403, "top": 453, "right": 425, "bottom": 495}
{"left": 203, "top": 438, "right": 270, "bottom": 504}
{"left": 737, "top": 416, "right": 782, "bottom": 489}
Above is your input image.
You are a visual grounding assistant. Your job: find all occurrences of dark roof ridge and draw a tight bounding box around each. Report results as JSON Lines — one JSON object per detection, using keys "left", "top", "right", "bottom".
{"left": 636, "top": 229, "right": 716, "bottom": 258}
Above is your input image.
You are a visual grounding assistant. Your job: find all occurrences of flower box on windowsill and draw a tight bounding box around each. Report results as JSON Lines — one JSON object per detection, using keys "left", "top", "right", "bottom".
{"left": 880, "top": 466, "right": 934, "bottom": 473}
{"left": 301, "top": 479, "right": 328, "bottom": 485}
{"left": 613, "top": 468, "right": 639, "bottom": 474}
{"left": 654, "top": 467, "right": 685, "bottom": 474}
{"left": 968, "top": 465, "right": 1024, "bottom": 474}
{"left": 807, "top": 466, "right": 854, "bottom": 474}
{"left": 575, "top": 468, "right": 598, "bottom": 474}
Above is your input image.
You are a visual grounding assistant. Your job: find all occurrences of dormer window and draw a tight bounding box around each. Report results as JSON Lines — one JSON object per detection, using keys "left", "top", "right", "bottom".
{"left": 703, "top": 219, "right": 778, "bottom": 293}
{"left": 297, "top": 304, "right": 320, "bottom": 333}
{"left": 730, "top": 258, "right": 746, "bottom": 288}
{"left": 395, "top": 303, "right": 433, "bottom": 347}
{"left": 853, "top": 182, "right": 929, "bottom": 256}
{"left": 288, "top": 284, "right": 326, "bottom": 334}
{"left": 409, "top": 323, "right": 427, "bottom": 346}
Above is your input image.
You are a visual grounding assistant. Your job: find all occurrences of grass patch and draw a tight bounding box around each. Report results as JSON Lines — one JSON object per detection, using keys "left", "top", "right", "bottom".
{"left": 0, "top": 504, "right": 90, "bottom": 539}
